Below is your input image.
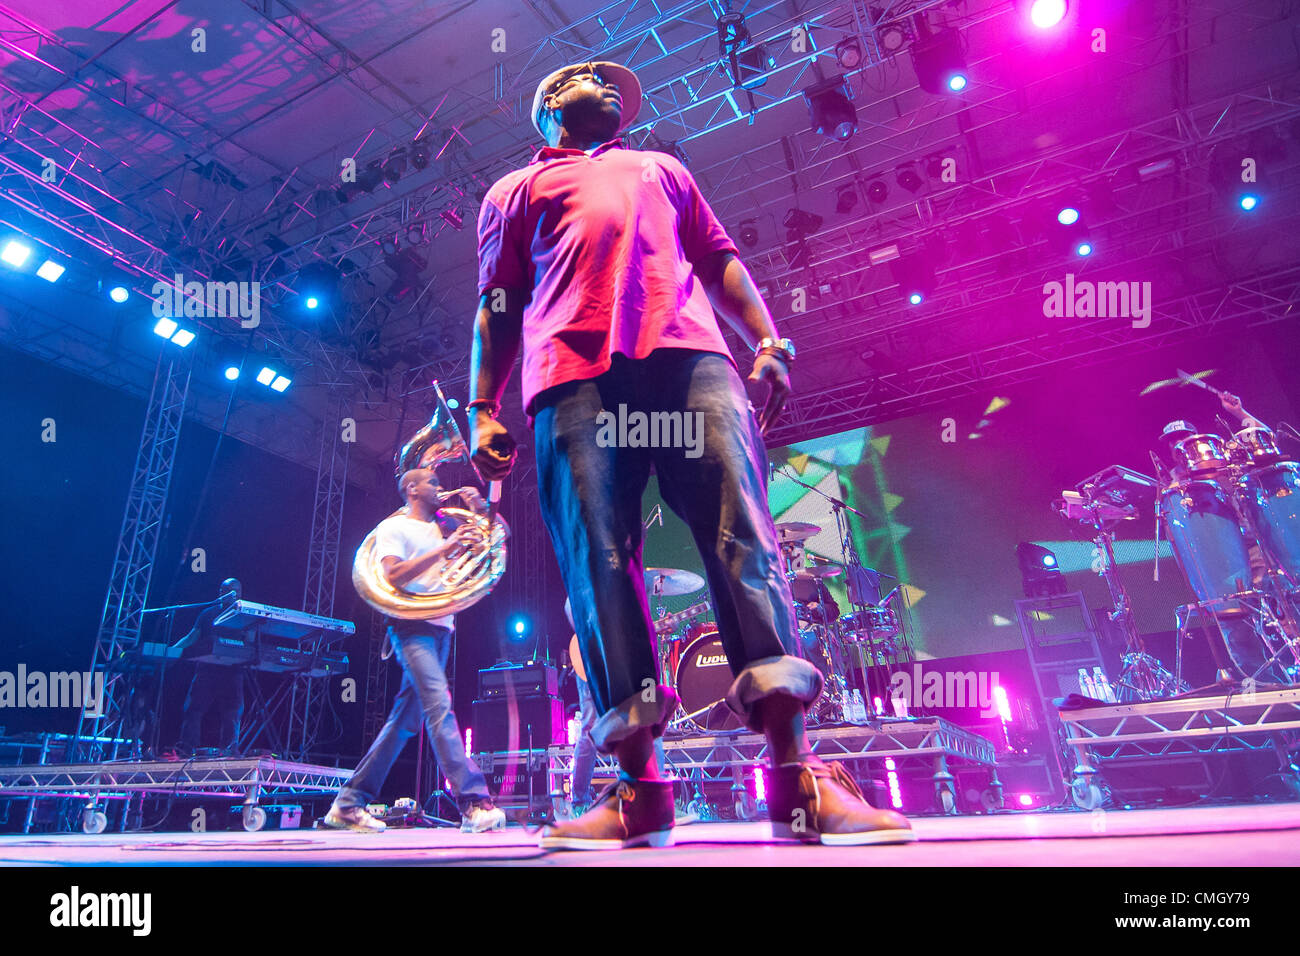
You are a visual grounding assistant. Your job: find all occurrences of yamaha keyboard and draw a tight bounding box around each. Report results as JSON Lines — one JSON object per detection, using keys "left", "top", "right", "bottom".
{"left": 141, "top": 601, "right": 352, "bottom": 677}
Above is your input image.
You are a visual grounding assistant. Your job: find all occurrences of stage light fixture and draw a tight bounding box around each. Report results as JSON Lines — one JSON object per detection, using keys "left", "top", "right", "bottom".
{"left": 154, "top": 317, "right": 178, "bottom": 339}
{"left": 447, "top": 398, "right": 460, "bottom": 410}
{"left": 36, "top": 259, "right": 65, "bottom": 282}
{"left": 171, "top": 328, "right": 196, "bottom": 347}
{"left": 224, "top": 365, "right": 240, "bottom": 381}
{"left": 890, "top": 252, "right": 936, "bottom": 305}
{"left": 411, "top": 137, "right": 432, "bottom": 171}
{"left": 305, "top": 296, "right": 319, "bottom": 310}
{"left": 109, "top": 284, "right": 130, "bottom": 302}
{"left": 895, "top": 164, "right": 924, "bottom": 194}
{"left": 270, "top": 375, "right": 291, "bottom": 392}
{"left": 1026, "top": 0, "right": 1068, "bottom": 29}
{"left": 866, "top": 178, "right": 889, "bottom": 204}
{"left": 256, "top": 366, "right": 277, "bottom": 386}
{"left": 2, "top": 239, "right": 32, "bottom": 267}
{"left": 1075, "top": 240, "right": 1093, "bottom": 257}
{"left": 835, "top": 37, "right": 864, "bottom": 69}
{"left": 152, "top": 317, "right": 195, "bottom": 347}
{"left": 738, "top": 219, "right": 759, "bottom": 248}
{"left": 803, "top": 78, "right": 857, "bottom": 141}
{"left": 835, "top": 184, "right": 859, "bottom": 214}
{"left": 357, "top": 160, "right": 385, "bottom": 193}
{"left": 911, "top": 26, "right": 968, "bottom": 95}
{"left": 1017, "top": 542, "right": 1066, "bottom": 597}
{"left": 382, "top": 148, "right": 407, "bottom": 183}
{"left": 1239, "top": 194, "right": 1259, "bottom": 211}
{"left": 716, "top": 12, "right": 773, "bottom": 89}
{"left": 782, "top": 208, "right": 823, "bottom": 239}
{"left": 1057, "top": 206, "right": 1080, "bottom": 225}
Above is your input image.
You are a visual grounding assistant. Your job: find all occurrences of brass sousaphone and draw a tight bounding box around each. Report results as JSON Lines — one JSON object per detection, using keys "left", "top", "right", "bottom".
{"left": 352, "top": 382, "right": 508, "bottom": 619}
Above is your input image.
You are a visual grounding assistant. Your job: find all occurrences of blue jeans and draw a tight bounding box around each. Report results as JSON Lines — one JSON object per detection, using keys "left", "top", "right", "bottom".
{"left": 535, "top": 349, "right": 822, "bottom": 753}
{"left": 336, "top": 624, "right": 489, "bottom": 811}
{"left": 572, "top": 676, "right": 665, "bottom": 802}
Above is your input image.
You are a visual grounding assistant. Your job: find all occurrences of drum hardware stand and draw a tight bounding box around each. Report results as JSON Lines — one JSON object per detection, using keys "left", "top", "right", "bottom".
{"left": 1077, "top": 490, "right": 1188, "bottom": 701}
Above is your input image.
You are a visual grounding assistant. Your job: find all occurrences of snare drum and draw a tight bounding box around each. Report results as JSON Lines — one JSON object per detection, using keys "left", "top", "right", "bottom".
{"left": 839, "top": 606, "right": 900, "bottom": 642}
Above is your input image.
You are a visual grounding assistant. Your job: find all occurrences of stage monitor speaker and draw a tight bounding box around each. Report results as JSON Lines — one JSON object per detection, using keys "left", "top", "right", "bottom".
{"left": 471, "top": 695, "right": 564, "bottom": 753}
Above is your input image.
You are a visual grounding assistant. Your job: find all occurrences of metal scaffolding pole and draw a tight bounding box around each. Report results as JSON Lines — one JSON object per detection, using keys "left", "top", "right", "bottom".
{"left": 73, "top": 349, "right": 193, "bottom": 763}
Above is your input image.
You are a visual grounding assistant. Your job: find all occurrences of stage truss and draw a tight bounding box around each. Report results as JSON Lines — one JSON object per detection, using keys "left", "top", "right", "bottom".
{"left": 1059, "top": 687, "right": 1300, "bottom": 809}
{"left": 541, "top": 716, "right": 1000, "bottom": 817}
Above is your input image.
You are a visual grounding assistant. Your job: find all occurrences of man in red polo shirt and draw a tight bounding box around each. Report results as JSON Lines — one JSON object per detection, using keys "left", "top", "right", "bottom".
{"left": 468, "top": 60, "right": 914, "bottom": 850}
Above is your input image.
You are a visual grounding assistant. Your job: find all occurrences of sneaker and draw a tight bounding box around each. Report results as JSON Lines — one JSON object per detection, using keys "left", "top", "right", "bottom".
{"left": 322, "top": 804, "right": 386, "bottom": 832}
{"left": 460, "top": 798, "right": 507, "bottom": 833}
{"left": 768, "top": 760, "right": 917, "bottom": 846}
{"left": 539, "top": 776, "right": 675, "bottom": 851}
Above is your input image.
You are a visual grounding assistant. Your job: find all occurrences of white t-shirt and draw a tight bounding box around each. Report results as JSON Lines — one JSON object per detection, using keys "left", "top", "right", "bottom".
{"left": 374, "top": 514, "right": 455, "bottom": 630}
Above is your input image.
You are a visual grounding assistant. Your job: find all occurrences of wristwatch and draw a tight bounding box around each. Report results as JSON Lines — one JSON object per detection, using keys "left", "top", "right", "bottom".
{"left": 755, "top": 336, "right": 795, "bottom": 365}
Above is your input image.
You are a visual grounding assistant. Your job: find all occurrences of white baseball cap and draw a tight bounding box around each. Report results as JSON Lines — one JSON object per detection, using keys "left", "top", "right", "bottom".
{"left": 531, "top": 61, "right": 642, "bottom": 138}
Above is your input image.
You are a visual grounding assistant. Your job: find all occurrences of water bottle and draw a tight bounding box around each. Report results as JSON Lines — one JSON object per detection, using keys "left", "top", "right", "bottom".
{"left": 1092, "top": 667, "right": 1114, "bottom": 702}
{"left": 1077, "top": 667, "right": 1096, "bottom": 698}
{"left": 851, "top": 690, "right": 866, "bottom": 724}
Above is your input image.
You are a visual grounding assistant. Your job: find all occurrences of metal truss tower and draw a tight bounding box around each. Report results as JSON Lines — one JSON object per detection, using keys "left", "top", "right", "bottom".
{"left": 74, "top": 350, "right": 193, "bottom": 762}
{"left": 287, "top": 394, "right": 352, "bottom": 759}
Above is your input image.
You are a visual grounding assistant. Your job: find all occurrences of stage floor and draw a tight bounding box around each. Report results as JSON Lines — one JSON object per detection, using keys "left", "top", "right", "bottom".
{"left": 0, "top": 802, "right": 1297, "bottom": 866}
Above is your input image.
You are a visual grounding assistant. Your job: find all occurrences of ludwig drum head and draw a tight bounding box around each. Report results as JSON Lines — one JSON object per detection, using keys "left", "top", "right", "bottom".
{"left": 674, "top": 632, "right": 741, "bottom": 731}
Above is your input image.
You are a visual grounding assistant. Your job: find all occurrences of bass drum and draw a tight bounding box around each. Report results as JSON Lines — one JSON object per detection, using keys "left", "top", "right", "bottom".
{"left": 1239, "top": 462, "right": 1300, "bottom": 585}
{"left": 673, "top": 628, "right": 742, "bottom": 731}
{"left": 1160, "top": 480, "right": 1253, "bottom": 601}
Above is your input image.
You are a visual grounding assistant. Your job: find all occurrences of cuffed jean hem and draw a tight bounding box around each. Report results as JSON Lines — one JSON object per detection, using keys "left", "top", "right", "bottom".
{"left": 590, "top": 684, "right": 680, "bottom": 754}
{"left": 725, "top": 655, "right": 824, "bottom": 733}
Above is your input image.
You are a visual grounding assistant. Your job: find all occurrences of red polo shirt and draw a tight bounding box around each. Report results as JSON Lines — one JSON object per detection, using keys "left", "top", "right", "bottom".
{"left": 476, "top": 139, "right": 738, "bottom": 416}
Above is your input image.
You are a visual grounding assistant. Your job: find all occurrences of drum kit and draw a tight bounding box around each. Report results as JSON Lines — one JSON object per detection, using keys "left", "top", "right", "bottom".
{"left": 647, "top": 515, "right": 909, "bottom": 736}
{"left": 1057, "top": 377, "right": 1300, "bottom": 696}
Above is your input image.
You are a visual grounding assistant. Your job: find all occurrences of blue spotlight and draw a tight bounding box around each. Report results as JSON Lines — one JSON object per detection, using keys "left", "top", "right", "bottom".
{"left": 1239, "top": 194, "right": 1259, "bottom": 212}
{"left": 509, "top": 615, "right": 530, "bottom": 638}
{"left": 908, "top": 292, "right": 923, "bottom": 305}
{"left": 1075, "top": 241, "right": 1093, "bottom": 257}
{"left": 946, "top": 72, "right": 968, "bottom": 92}
{"left": 1057, "top": 206, "right": 1080, "bottom": 226}
{"left": 305, "top": 295, "right": 319, "bottom": 310}
{"left": 447, "top": 398, "right": 460, "bottom": 410}
{"left": 224, "top": 366, "right": 240, "bottom": 381}
{"left": 1, "top": 240, "right": 32, "bottom": 267}
{"left": 109, "top": 285, "right": 130, "bottom": 303}
{"left": 1042, "top": 553, "right": 1057, "bottom": 568}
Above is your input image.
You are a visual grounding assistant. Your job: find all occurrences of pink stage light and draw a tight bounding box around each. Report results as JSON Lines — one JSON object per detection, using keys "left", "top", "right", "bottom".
{"left": 884, "top": 757, "right": 904, "bottom": 809}
{"left": 464, "top": 727, "right": 473, "bottom": 757}
{"left": 1029, "top": 0, "right": 1067, "bottom": 29}
{"left": 754, "top": 766, "right": 767, "bottom": 803}
{"left": 1018, "top": 793, "right": 1035, "bottom": 807}
{"left": 993, "top": 685, "right": 1012, "bottom": 722}
{"left": 873, "top": 696, "right": 884, "bottom": 715}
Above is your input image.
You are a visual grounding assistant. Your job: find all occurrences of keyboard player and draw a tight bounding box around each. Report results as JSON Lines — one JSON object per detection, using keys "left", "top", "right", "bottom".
{"left": 170, "top": 578, "right": 246, "bottom": 758}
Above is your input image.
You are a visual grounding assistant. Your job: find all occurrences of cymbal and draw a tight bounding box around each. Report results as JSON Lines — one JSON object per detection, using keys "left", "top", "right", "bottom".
{"left": 796, "top": 564, "right": 842, "bottom": 580}
{"left": 645, "top": 567, "right": 705, "bottom": 596}
{"left": 775, "top": 521, "right": 821, "bottom": 543}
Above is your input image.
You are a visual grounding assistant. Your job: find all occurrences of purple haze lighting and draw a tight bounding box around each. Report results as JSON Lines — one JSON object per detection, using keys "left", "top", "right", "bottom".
{"left": 1030, "top": 0, "right": 1067, "bottom": 29}
{"left": 1057, "top": 206, "right": 1080, "bottom": 225}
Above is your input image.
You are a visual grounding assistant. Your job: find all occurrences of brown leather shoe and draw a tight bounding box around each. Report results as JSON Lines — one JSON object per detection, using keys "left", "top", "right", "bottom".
{"left": 768, "top": 760, "right": 917, "bottom": 846}
{"left": 539, "top": 776, "right": 675, "bottom": 851}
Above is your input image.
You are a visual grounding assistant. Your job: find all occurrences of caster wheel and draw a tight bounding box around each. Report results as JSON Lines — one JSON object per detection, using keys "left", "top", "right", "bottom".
{"left": 82, "top": 810, "right": 107, "bottom": 834}
{"left": 938, "top": 789, "right": 958, "bottom": 815}
{"left": 980, "top": 788, "right": 1004, "bottom": 812}
{"left": 1071, "top": 780, "right": 1103, "bottom": 810}
{"left": 242, "top": 805, "right": 267, "bottom": 832}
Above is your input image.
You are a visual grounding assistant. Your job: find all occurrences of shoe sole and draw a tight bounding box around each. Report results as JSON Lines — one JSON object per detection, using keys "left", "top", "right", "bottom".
{"left": 540, "top": 829, "right": 675, "bottom": 851}
{"left": 322, "top": 818, "right": 386, "bottom": 833}
{"left": 770, "top": 823, "right": 917, "bottom": 846}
